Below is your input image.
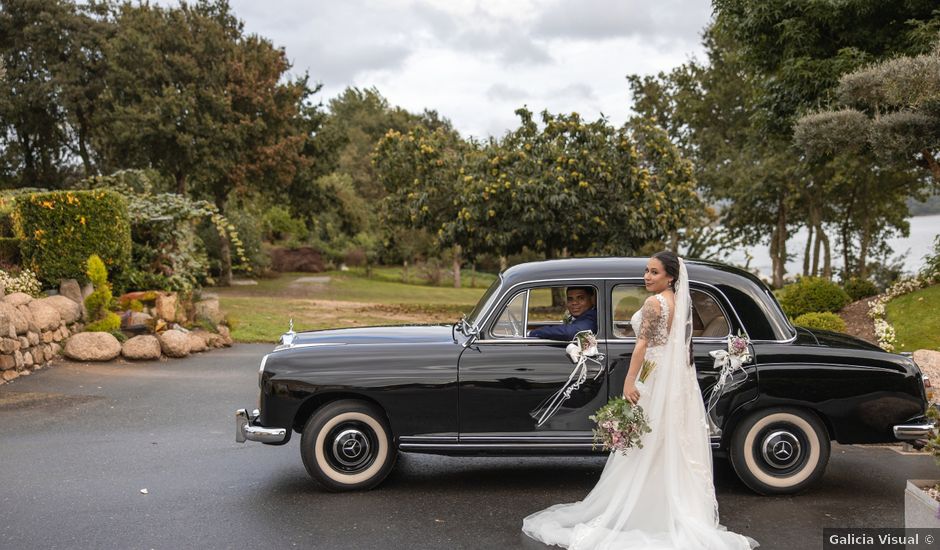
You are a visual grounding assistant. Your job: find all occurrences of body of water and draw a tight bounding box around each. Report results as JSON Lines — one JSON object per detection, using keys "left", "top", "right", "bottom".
{"left": 721, "top": 214, "right": 940, "bottom": 280}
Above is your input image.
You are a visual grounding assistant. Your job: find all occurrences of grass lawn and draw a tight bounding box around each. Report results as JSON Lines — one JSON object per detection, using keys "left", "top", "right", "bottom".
{"left": 886, "top": 284, "right": 940, "bottom": 352}
{"left": 211, "top": 268, "right": 494, "bottom": 343}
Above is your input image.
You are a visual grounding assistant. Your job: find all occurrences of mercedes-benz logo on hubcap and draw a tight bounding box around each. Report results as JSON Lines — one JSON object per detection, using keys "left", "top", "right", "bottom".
{"left": 342, "top": 440, "right": 361, "bottom": 457}
{"left": 772, "top": 440, "right": 793, "bottom": 460}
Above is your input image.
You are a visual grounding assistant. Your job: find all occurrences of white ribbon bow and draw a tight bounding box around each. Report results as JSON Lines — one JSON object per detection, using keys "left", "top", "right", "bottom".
{"left": 532, "top": 331, "right": 605, "bottom": 427}
{"left": 705, "top": 346, "right": 751, "bottom": 435}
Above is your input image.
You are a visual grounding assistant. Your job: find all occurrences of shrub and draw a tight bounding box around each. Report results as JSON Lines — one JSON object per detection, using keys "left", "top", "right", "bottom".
{"left": 13, "top": 190, "right": 131, "bottom": 286}
{"left": 842, "top": 277, "right": 879, "bottom": 301}
{"left": 0, "top": 268, "right": 42, "bottom": 296}
{"left": 85, "top": 312, "right": 121, "bottom": 333}
{"left": 777, "top": 277, "right": 851, "bottom": 318}
{"left": 84, "top": 255, "right": 116, "bottom": 330}
{"left": 0, "top": 237, "right": 21, "bottom": 264}
{"left": 263, "top": 205, "right": 308, "bottom": 242}
{"left": 792, "top": 312, "right": 847, "bottom": 333}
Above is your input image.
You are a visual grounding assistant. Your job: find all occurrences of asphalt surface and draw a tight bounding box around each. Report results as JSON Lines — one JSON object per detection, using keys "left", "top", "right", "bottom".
{"left": 0, "top": 343, "right": 937, "bottom": 550}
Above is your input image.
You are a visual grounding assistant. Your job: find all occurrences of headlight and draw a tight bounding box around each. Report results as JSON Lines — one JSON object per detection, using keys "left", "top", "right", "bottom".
{"left": 258, "top": 354, "right": 269, "bottom": 388}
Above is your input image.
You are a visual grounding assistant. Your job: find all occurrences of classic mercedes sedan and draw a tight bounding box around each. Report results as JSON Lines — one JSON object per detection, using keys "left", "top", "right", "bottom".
{"left": 235, "top": 258, "right": 932, "bottom": 494}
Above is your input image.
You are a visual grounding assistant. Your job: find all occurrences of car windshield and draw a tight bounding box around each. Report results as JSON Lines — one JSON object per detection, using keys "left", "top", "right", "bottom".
{"left": 466, "top": 276, "right": 502, "bottom": 328}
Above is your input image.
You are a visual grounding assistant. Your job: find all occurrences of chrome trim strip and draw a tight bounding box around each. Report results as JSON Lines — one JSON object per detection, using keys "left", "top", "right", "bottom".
{"left": 258, "top": 353, "right": 269, "bottom": 388}
{"left": 710, "top": 436, "right": 721, "bottom": 449}
{"left": 398, "top": 435, "right": 459, "bottom": 442}
{"left": 893, "top": 423, "right": 934, "bottom": 440}
{"left": 399, "top": 442, "right": 597, "bottom": 450}
{"left": 459, "top": 434, "right": 593, "bottom": 441}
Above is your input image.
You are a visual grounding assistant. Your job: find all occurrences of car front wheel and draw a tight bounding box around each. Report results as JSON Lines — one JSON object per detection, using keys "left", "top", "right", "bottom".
{"left": 300, "top": 399, "right": 397, "bottom": 491}
{"left": 729, "top": 407, "right": 830, "bottom": 495}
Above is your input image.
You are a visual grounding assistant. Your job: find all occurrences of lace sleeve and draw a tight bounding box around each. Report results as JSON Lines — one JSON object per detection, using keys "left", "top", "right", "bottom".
{"left": 637, "top": 297, "right": 662, "bottom": 342}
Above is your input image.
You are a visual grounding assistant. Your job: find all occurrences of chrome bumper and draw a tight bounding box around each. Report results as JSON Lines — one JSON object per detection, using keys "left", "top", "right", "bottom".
{"left": 893, "top": 422, "right": 935, "bottom": 440}
{"left": 235, "top": 408, "right": 288, "bottom": 444}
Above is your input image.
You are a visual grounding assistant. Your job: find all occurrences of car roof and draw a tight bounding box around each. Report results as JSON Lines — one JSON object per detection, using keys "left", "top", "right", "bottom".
{"left": 499, "top": 257, "right": 794, "bottom": 341}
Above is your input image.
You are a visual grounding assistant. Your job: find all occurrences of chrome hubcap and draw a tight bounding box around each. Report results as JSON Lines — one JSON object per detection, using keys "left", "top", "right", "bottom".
{"left": 761, "top": 430, "right": 801, "bottom": 469}
{"left": 332, "top": 429, "right": 371, "bottom": 468}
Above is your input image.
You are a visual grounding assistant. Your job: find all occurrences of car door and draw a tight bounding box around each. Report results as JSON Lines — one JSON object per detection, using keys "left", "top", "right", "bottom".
{"left": 604, "top": 280, "right": 756, "bottom": 442}
{"left": 457, "top": 281, "right": 608, "bottom": 449}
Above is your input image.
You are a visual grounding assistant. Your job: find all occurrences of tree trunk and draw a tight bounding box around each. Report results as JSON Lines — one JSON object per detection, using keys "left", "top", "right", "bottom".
{"left": 176, "top": 171, "right": 187, "bottom": 195}
{"left": 452, "top": 244, "right": 462, "bottom": 289}
{"left": 858, "top": 216, "right": 872, "bottom": 280}
{"left": 215, "top": 196, "right": 232, "bottom": 286}
{"left": 402, "top": 260, "right": 409, "bottom": 284}
{"left": 76, "top": 107, "right": 94, "bottom": 176}
{"left": 803, "top": 223, "right": 813, "bottom": 277}
{"left": 921, "top": 149, "right": 940, "bottom": 184}
{"left": 770, "top": 200, "right": 787, "bottom": 289}
{"left": 548, "top": 248, "right": 565, "bottom": 307}
{"left": 470, "top": 262, "right": 476, "bottom": 288}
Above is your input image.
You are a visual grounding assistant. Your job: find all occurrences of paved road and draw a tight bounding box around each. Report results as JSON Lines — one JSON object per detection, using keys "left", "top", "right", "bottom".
{"left": 0, "top": 344, "right": 936, "bottom": 550}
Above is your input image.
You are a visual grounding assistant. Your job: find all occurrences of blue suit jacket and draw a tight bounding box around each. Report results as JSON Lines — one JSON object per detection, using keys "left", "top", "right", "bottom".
{"left": 528, "top": 307, "right": 597, "bottom": 341}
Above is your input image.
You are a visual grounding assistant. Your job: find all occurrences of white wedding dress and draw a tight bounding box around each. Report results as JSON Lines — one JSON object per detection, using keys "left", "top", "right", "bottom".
{"left": 523, "top": 260, "right": 758, "bottom": 550}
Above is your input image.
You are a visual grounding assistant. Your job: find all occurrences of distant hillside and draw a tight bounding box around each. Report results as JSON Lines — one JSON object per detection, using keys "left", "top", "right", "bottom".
{"left": 909, "top": 194, "right": 940, "bottom": 216}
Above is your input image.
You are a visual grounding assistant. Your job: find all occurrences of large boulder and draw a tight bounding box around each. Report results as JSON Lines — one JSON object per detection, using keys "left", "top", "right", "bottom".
{"left": 64, "top": 332, "right": 121, "bottom": 361}
{"left": 39, "top": 295, "right": 81, "bottom": 324}
{"left": 122, "top": 335, "right": 162, "bottom": 360}
{"left": 217, "top": 325, "right": 233, "bottom": 347}
{"left": 17, "top": 305, "right": 38, "bottom": 333}
{"left": 158, "top": 329, "right": 191, "bottom": 358}
{"left": 187, "top": 332, "right": 207, "bottom": 353}
{"left": 155, "top": 292, "right": 185, "bottom": 323}
{"left": 27, "top": 299, "right": 62, "bottom": 331}
{"left": 194, "top": 297, "right": 223, "bottom": 324}
{"left": 59, "top": 279, "right": 83, "bottom": 305}
{"left": 4, "top": 292, "right": 32, "bottom": 308}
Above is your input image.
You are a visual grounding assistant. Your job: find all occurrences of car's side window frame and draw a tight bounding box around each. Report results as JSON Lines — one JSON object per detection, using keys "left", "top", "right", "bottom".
{"left": 487, "top": 288, "right": 530, "bottom": 340}
{"left": 604, "top": 279, "right": 739, "bottom": 343}
{"left": 477, "top": 279, "right": 604, "bottom": 343}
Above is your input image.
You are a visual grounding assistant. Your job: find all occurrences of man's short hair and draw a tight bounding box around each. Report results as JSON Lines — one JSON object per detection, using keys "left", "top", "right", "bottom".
{"left": 566, "top": 286, "right": 595, "bottom": 297}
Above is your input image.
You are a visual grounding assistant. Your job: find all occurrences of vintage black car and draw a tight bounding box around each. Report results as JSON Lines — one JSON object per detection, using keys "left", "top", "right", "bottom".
{"left": 235, "top": 258, "right": 932, "bottom": 494}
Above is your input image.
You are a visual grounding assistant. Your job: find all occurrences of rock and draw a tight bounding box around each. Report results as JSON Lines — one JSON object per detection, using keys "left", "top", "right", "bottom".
{"left": 0, "top": 312, "right": 13, "bottom": 340}
{"left": 122, "top": 311, "right": 153, "bottom": 330}
{"left": 0, "top": 303, "right": 28, "bottom": 335}
{"left": 40, "top": 295, "right": 81, "bottom": 324}
{"left": 3, "top": 292, "right": 31, "bottom": 307}
{"left": 217, "top": 325, "right": 233, "bottom": 346}
{"left": 0, "top": 338, "right": 17, "bottom": 354}
{"left": 28, "top": 299, "right": 61, "bottom": 331}
{"left": 81, "top": 283, "right": 93, "bottom": 299}
{"left": 17, "top": 336, "right": 27, "bottom": 348}
{"left": 50, "top": 342, "right": 60, "bottom": 356}
{"left": 64, "top": 332, "right": 121, "bottom": 361}
{"left": 26, "top": 331, "right": 39, "bottom": 346}
{"left": 17, "top": 305, "right": 37, "bottom": 333}
{"left": 23, "top": 351, "right": 32, "bottom": 366}
{"left": 59, "top": 279, "right": 83, "bottom": 305}
{"left": 0, "top": 355, "right": 14, "bottom": 370}
{"left": 187, "top": 332, "right": 207, "bottom": 353}
{"left": 194, "top": 298, "right": 224, "bottom": 325}
{"left": 155, "top": 292, "right": 184, "bottom": 323}
{"left": 206, "top": 333, "right": 225, "bottom": 348}
{"left": 2, "top": 369, "right": 18, "bottom": 382}
{"left": 122, "top": 335, "right": 162, "bottom": 360}
{"left": 158, "top": 329, "right": 191, "bottom": 358}
{"left": 31, "top": 346, "right": 43, "bottom": 363}
{"left": 41, "top": 331, "right": 54, "bottom": 343}
{"left": 13, "top": 350, "right": 22, "bottom": 368}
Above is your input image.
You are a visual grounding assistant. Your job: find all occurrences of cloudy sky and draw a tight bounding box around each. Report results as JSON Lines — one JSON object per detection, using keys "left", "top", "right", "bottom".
{"left": 225, "top": 0, "right": 713, "bottom": 139}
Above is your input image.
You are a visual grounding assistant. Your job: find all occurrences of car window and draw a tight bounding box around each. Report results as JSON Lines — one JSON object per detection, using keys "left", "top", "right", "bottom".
{"left": 610, "top": 285, "right": 731, "bottom": 339}
{"left": 691, "top": 290, "right": 730, "bottom": 338}
{"left": 491, "top": 291, "right": 527, "bottom": 338}
{"left": 611, "top": 284, "right": 649, "bottom": 338}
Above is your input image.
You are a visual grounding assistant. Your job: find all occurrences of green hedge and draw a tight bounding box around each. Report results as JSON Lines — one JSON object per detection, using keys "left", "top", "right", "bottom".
{"left": 792, "top": 311, "right": 847, "bottom": 333}
{"left": 777, "top": 277, "right": 851, "bottom": 318}
{"left": 13, "top": 190, "right": 132, "bottom": 286}
{"left": 0, "top": 237, "right": 20, "bottom": 264}
{"left": 842, "top": 277, "right": 879, "bottom": 301}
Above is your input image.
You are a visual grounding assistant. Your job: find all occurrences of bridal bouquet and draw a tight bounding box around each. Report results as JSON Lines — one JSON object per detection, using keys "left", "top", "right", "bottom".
{"left": 589, "top": 396, "right": 652, "bottom": 455}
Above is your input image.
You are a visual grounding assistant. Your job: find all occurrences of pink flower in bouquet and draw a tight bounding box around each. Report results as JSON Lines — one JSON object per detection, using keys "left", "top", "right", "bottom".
{"left": 730, "top": 337, "right": 748, "bottom": 354}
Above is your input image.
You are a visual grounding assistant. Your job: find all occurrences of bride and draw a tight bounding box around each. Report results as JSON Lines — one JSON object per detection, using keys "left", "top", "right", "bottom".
{"left": 522, "top": 251, "right": 758, "bottom": 549}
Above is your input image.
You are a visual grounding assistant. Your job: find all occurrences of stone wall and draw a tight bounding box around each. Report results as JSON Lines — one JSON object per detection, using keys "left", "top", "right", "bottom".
{"left": 0, "top": 291, "right": 82, "bottom": 385}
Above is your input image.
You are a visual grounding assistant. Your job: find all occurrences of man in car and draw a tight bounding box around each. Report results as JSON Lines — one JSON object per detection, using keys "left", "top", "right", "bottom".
{"left": 528, "top": 286, "right": 597, "bottom": 340}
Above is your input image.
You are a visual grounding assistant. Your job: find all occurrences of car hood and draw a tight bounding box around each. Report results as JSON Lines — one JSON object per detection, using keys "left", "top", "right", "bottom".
{"left": 798, "top": 326, "right": 883, "bottom": 352}
{"left": 286, "top": 324, "right": 455, "bottom": 346}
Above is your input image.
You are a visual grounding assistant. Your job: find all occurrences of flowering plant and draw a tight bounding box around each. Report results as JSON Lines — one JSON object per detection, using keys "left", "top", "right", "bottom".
{"left": 589, "top": 396, "right": 651, "bottom": 455}
{"left": 728, "top": 333, "right": 751, "bottom": 361}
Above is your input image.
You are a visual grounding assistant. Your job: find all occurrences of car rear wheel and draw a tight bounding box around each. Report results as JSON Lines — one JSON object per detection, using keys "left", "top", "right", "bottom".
{"left": 729, "top": 407, "right": 830, "bottom": 495}
{"left": 300, "top": 400, "right": 397, "bottom": 491}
